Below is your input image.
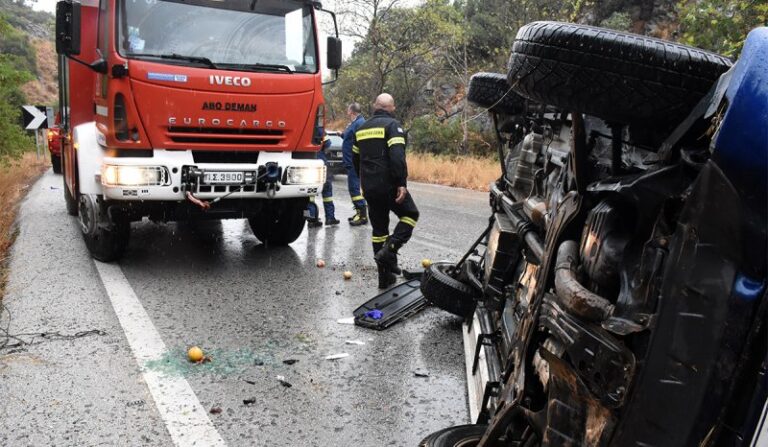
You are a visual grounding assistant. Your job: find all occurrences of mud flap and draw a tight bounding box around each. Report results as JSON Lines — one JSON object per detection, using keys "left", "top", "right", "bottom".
{"left": 353, "top": 279, "right": 427, "bottom": 330}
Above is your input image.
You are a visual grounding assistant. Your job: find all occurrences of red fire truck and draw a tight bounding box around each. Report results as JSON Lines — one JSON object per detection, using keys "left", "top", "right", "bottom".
{"left": 54, "top": 0, "right": 342, "bottom": 261}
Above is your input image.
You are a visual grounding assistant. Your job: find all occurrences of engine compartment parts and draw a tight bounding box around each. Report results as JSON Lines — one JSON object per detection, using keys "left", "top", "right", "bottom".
{"left": 554, "top": 240, "right": 615, "bottom": 321}
{"left": 353, "top": 279, "right": 427, "bottom": 330}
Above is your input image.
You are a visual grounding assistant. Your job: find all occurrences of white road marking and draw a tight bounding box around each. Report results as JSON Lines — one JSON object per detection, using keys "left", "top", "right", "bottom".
{"left": 94, "top": 261, "right": 227, "bottom": 447}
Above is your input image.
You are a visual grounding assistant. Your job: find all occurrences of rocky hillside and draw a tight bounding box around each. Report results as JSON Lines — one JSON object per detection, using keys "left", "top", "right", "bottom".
{"left": 0, "top": 0, "right": 58, "bottom": 106}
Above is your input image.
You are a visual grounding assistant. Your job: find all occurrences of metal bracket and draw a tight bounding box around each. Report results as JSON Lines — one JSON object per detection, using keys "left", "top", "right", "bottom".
{"left": 476, "top": 381, "right": 501, "bottom": 424}
{"left": 473, "top": 331, "right": 501, "bottom": 375}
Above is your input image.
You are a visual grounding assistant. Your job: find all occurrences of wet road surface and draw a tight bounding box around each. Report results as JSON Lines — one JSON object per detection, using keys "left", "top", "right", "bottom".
{"left": 0, "top": 171, "right": 490, "bottom": 446}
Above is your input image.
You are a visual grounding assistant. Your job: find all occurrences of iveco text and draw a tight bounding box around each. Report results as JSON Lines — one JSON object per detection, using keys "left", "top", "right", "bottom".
{"left": 209, "top": 75, "right": 252, "bottom": 86}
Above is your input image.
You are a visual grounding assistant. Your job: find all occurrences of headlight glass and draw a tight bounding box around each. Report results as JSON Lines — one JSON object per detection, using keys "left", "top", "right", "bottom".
{"left": 286, "top": 166, "right": 325, "bottom": 185}
{"left": 102, "top": 165, "right": 170, "bottom": 186}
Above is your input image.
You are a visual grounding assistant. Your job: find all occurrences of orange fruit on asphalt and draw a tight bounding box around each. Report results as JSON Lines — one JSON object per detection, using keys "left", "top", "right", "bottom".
{"left": 316, "top": 259, "right": 326, "bottom": 268}
{"left": 343, "top": 271, "right": 353, "bottom": 280}
{"left": 421, "top": 258, "right": 432, "bottom": 268}
{"left": 188, "top": 346, "right": 204, "bottom": 362}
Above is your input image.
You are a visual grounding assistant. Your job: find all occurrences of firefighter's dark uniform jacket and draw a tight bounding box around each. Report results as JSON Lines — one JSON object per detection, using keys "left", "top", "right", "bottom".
{"left": 352, "top": 109, "right": 419, "bottom": 254}
{"left": 351, "top": 110, "right": 408, "bottom": 195}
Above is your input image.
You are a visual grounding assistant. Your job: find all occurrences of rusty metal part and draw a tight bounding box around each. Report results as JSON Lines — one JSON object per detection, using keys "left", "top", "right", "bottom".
{"left": 554, "top": 240, "right": 614, "bottom": 321}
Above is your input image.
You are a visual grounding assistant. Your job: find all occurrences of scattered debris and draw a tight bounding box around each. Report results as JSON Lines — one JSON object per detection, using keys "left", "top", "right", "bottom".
{"left": 126, "top": 400, "right": 145, "bottom": 407}
{"left": 345, "top": 340, "right": 365, "bottom": 346}
{"left": 316, "top": 259, "right": 326, "bottom": 268}
{"left": 414, "top": 368, "right": 430, "bottom": 378}
{"left": 243, "top": 398, "right": 257, "bottom": 406}
{"left": 188, "top": 346, "right": 204, "bottom": 363}
{"left": 343, "top": 271, "right": 353, "bottom": 280}
{"left": 276, "top": 375, "right": 292, "bottom": 388}
{"left": 282, "top": 359, "right": 299, "bottom": 365}
{"left": 210, "top": 407, "right": 223, "bottom": 414}
{"left": 325, "top": 353, "right": 350, "bottom": 361}
{"left": 253, "top": 359, "right": 264, "bottom": 366}
{"left": 337, "top": 317, "right": 355, "bottom": 325}
{"left": 244, "top": 379, "right": 256, "bottom": 385}
{"left": 49, "top": 186, "right": 60, "bottom": 190}
{"left": 335, "top": 291, "right": 342, "bottom": 296}
{"left": 365, "top": 309, "right": 383, "bottom": 320}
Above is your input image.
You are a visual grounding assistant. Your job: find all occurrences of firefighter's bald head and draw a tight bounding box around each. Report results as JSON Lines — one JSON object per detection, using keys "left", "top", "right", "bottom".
{"left": 374, "top": 93, "right": 396, "bottom": 113}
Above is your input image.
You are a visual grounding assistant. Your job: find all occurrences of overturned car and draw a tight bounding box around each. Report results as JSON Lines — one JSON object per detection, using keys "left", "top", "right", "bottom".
{"left": 419, "top": 22, "right": 767, "bottom": 447}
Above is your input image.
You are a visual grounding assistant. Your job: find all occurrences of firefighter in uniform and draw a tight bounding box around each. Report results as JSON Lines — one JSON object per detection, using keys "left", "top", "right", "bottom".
{"left": 307, "top": 133, "right": 339, "bottom": 227}
{"left": 352, "top": 93, "right": 419, "bottom": 289}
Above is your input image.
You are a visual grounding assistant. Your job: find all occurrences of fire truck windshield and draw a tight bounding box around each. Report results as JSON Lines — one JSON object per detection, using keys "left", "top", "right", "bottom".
{"left": 119, "top": 0, "right": 318, "bottom": 74}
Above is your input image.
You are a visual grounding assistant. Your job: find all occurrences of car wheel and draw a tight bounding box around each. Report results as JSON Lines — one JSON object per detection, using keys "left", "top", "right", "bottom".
{"left": 418, "top": 425, "right": 488, "bottom": 447}
{"left": 248, "top": 198, "right": 306, "bottom": 246}
{"left": 421, "top": 262, "right": 477, "bottom": 319}
{"left": 507, "top": 21, "right": 732, "bottom": 125}
{"left": 467, "top": 72, "right": 526, "bottom": 116}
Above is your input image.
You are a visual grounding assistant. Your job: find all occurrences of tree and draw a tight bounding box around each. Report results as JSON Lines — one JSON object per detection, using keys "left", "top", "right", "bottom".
{"left": 0, "top": 15, "right": 33, "bottom": 163}
{"left": 678, "top": 0, "right": 768, "bottom": 58}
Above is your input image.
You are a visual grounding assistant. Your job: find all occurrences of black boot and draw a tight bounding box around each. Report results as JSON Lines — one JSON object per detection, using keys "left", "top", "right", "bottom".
{"left": 349, "top": 205, "right": 368, "bottom": 226}
{"left": 375, "top": 241, "right": 401, "bottom": 274}
{"left": 378, "top": 264, "right": 397, "bottom": 289}
{"left": 307, "top": 218, "right": 323, "bottom": 228}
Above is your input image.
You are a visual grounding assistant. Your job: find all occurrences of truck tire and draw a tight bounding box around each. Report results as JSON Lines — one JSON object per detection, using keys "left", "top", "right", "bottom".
{"left": 507, "top": 21, "right": 732, "bottom": 125}
{"left": 51, "top": 154, "right": 62, "bottom": 174}
{"left": 78, "top": 194, "right": 130, "bottom": 262}
{"left": 419, "top": 425, "right": 488, "bottom": 447}
{"left": 467, "top": 72, "right": 525, "bottom": 115}
{"left": 248, "top": 198, "right": 306, "bottom": 246}
{"left": 421, "top": 262, "right": 477, "bottom": 319}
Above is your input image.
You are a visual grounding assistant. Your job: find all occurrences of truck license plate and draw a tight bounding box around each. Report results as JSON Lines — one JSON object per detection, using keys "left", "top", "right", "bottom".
{"left": 203, "top": 171, "right": 244, "bottom": 184}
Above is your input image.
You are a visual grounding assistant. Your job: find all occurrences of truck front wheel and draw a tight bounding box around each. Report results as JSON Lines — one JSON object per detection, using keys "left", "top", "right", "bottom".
{"left": 78, "top": 194, "right": 130, "bottom": 262}
{"left": 248, "top": 198, "right": 306, "bottom": 246}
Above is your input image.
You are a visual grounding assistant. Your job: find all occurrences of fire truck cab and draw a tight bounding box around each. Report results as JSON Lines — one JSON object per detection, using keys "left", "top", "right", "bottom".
{"left": 55, "top": 0, "right": 342, "bottom": 261}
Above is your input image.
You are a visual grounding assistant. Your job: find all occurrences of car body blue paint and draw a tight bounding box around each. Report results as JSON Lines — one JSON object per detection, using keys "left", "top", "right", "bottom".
{"left": 713, "top": 27, "right": 768, "bottom": 221}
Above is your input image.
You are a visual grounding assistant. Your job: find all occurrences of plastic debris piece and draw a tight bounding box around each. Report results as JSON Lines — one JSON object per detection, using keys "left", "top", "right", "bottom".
{"left": 414, "top": 368, "right": 430, "bottom": 377}
{"left": 210, "top": 407, "right": 223, "bottom": 414}
{"left": 243, "top": 398, "right": 256, "bottom": 406}
{"left": 283, "top": 359, "right": 299, "bottom": 365}
{"left": 337, "top": 317, "right": 355, "bottom": 325}
{"left": 325, "top": 353, "right": 350, "bottom": 360}
{"left": 345, "top": 340, "right": 365, "bottom": 346}
{"left": 365, "top": 309, "right": 384, "bottom": 320}
{"left": 244, "top": 379, "right": 256, "bottom": 385}
{"left": 276, "top": 375, "right": 292, "bottom": 388}
{"left": 254, "top": 359, "right": 264, "bottom": 366}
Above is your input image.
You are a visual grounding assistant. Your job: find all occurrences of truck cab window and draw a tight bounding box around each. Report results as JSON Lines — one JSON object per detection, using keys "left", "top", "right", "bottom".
{"left": 119, "top": 0, "right": 317, "bottom": 73}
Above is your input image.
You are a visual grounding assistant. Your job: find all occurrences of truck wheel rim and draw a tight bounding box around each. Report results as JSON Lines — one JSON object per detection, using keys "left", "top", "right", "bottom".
{"left": 78, "top": 195, "right": 96, "bottom": 235}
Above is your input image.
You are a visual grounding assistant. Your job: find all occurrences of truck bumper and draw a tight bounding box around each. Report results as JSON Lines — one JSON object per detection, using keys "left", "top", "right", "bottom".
{"left": 98, "top": 149, "right": 324, "bottom": 202}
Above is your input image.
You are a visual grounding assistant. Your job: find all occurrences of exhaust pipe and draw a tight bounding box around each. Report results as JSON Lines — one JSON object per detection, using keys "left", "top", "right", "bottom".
{"left": 554, "top": 240, "right": 614, "bottom": 321}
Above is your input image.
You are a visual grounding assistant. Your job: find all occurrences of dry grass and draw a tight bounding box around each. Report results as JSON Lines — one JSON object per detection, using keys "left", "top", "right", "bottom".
{"left": 407, "top": 152, "right": 500, "bottom": 191}
{"left": 0, "top": 153, "right": 48, "bottom": 300}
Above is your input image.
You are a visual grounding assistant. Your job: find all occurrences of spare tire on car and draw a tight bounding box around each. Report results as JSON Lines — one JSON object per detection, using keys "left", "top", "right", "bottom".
{"left": 467, "top": 72, "right": 526, "bottom": 116}
{"left": 421, "top": 262, "right": 477, "bottom": 319}
{"left": 507, "top": 21, "right": 733, "bottom": 125}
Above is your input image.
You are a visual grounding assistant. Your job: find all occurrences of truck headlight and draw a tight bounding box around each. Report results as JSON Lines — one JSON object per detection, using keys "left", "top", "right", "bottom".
{"left": 102, "top": 165, "right": 170, "bottom": 187}
{"left": 286, "top": 166, "right": 325, "bottom": 185}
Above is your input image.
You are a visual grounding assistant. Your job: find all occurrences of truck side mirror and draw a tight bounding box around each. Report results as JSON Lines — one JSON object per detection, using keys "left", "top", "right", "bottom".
{"left": 327, "top": 37, "right": 342, "bottom": 70}
{"left": 55, "top": 0, "right": 81, "bottom": 56}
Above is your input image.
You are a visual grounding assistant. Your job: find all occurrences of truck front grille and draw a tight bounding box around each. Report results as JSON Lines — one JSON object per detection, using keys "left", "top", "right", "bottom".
{"left": 167, "top": 127, "right": 285, "bottom": 146}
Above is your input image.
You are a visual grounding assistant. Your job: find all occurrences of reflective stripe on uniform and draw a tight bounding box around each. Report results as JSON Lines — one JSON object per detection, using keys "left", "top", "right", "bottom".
{"left": 352, "top": 145, "right": 360, "bottom": 154}
{"left": 399, "top": 216, "right": 417, "bottom": 227}
{"left": 351, "top": 195, "right": 365, "bottom": 202}
{"left": 387, "top": 137, "right": 405, "bottom": 147}
{"left": 323, "top": 197, "right": 333, "bottom": 202}
{"left": 371, "top": 235, "right": 389, "bottom": 243}
{"left": 355, "top": 127, "right": 386, "bottom": 141}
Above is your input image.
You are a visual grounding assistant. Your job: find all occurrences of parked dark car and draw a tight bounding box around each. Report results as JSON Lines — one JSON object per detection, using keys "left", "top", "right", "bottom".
{"left": 325, "top": 130, "right": 345, "bottom": 175}
{"left": 419, "top": 22, "right": 767, "bottom": 447}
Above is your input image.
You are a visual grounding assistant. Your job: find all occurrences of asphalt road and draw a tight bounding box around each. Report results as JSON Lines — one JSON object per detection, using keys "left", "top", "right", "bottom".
{"left": 0, "top": 171, "right": 490, "bottom": 447}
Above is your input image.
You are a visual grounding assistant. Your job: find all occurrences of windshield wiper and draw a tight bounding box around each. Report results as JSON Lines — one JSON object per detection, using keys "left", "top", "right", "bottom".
{"left": 128, "top": 53, "right": 218, "bottom": 69}
{"left": 217, "top": 62, "right": 294, "bottom": 73}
